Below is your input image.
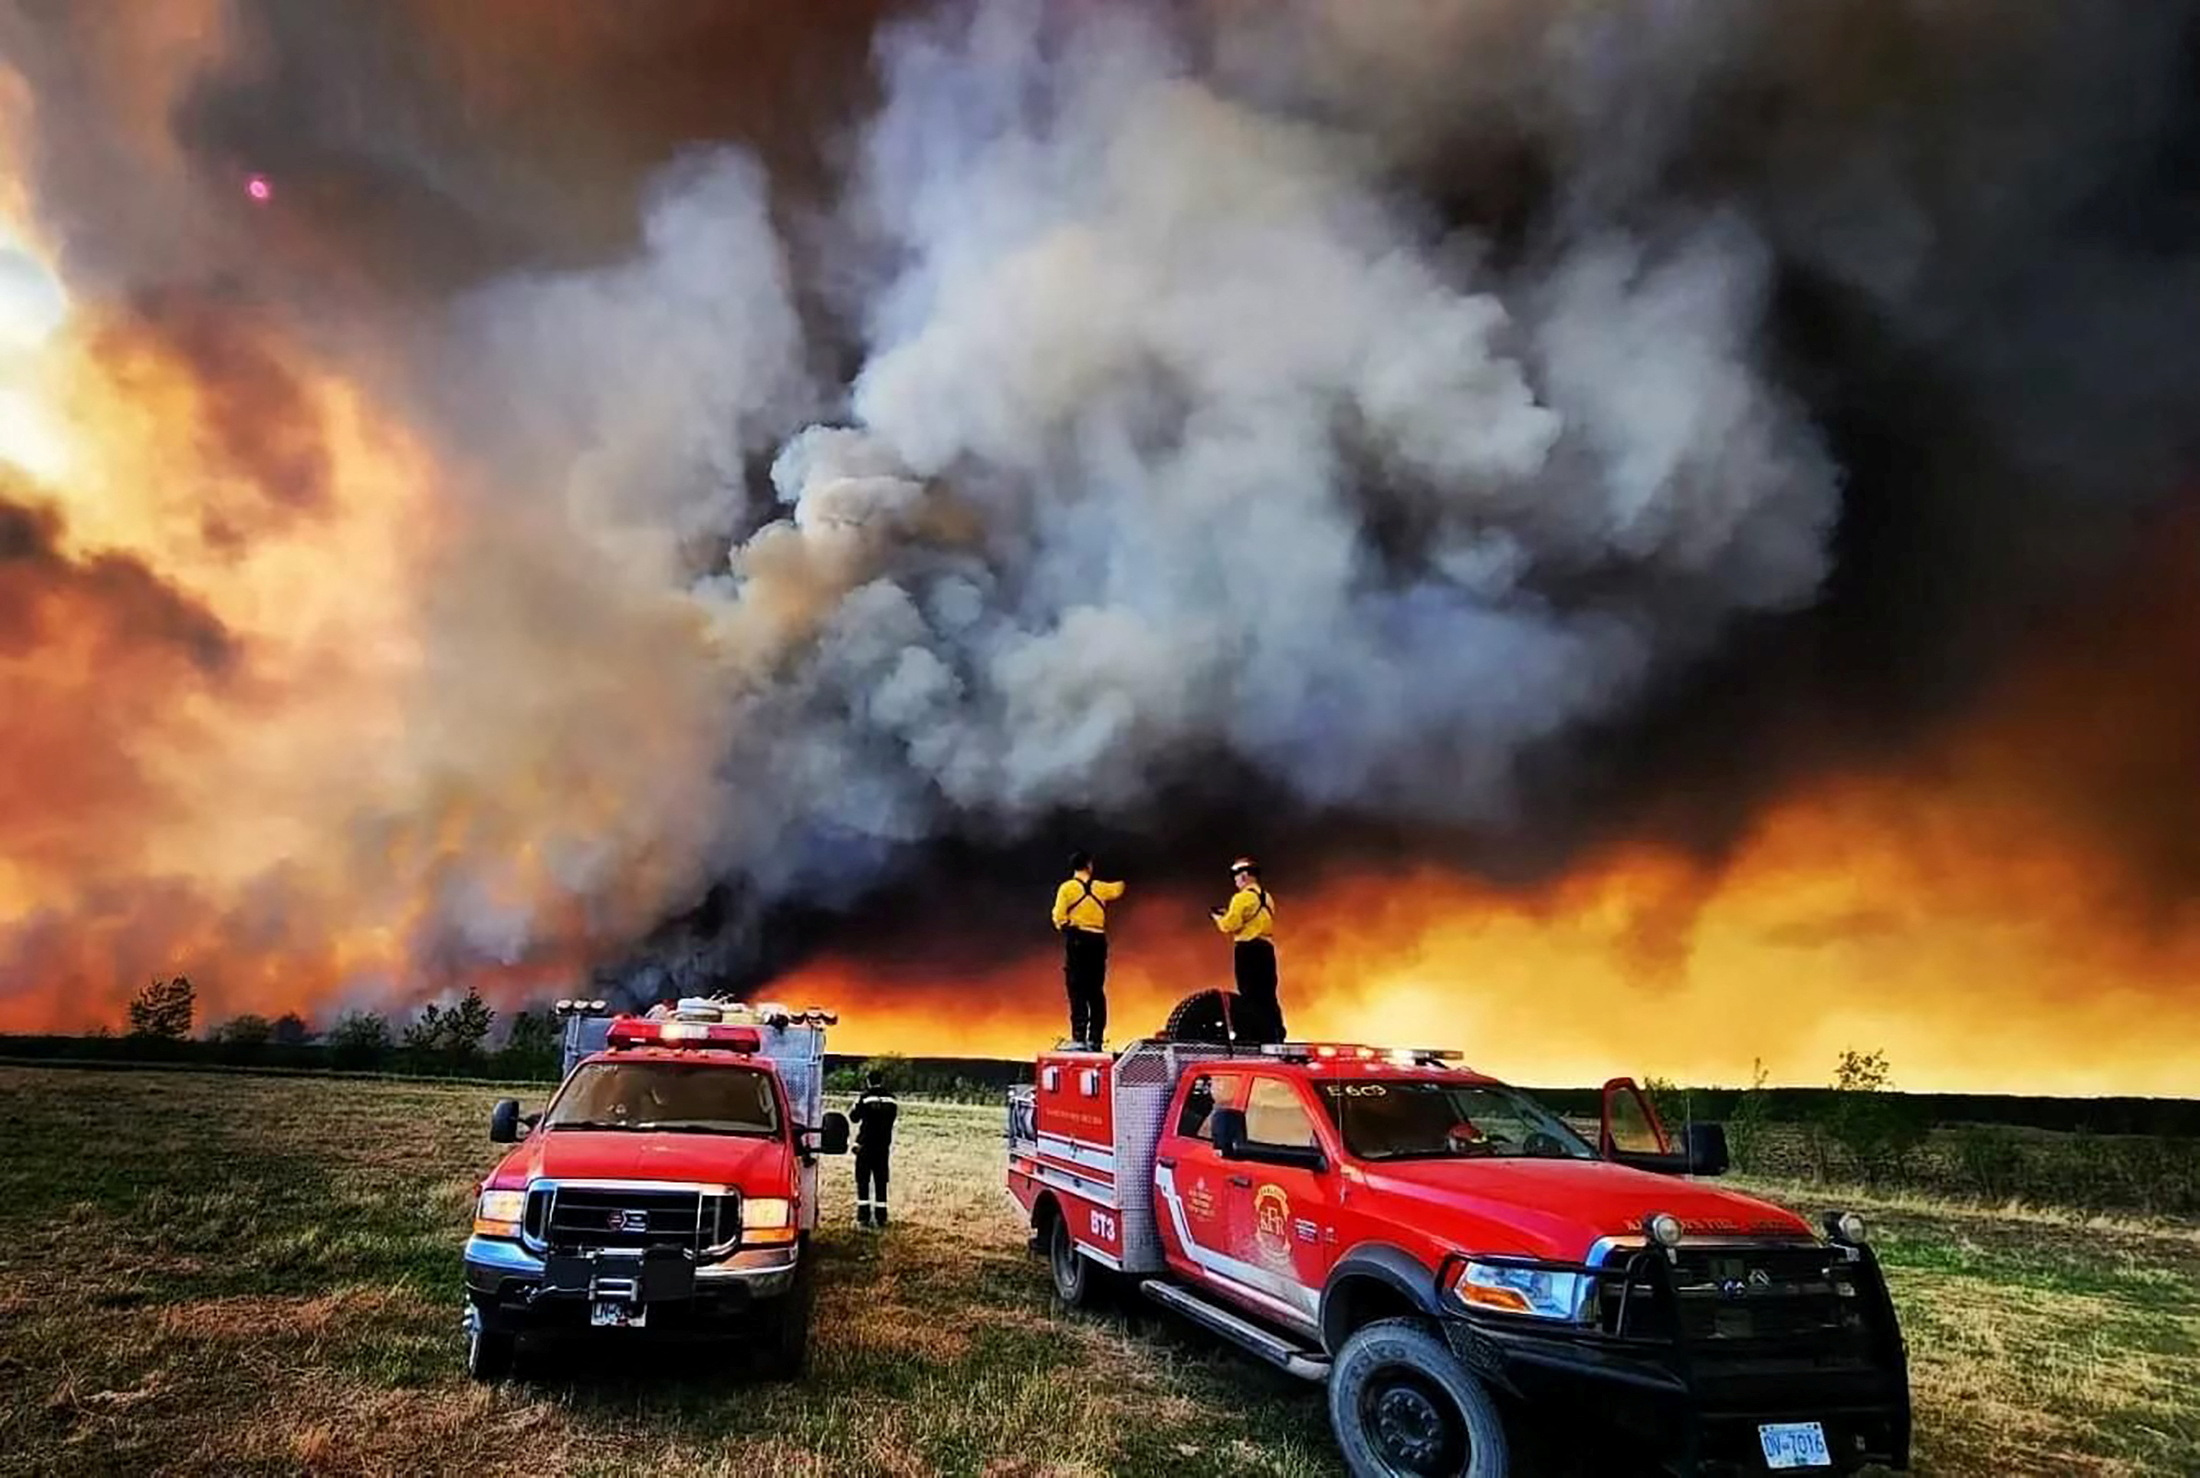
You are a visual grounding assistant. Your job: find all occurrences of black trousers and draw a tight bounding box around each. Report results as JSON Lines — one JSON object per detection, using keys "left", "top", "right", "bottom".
{"left": 855, "top": 1145, "right": 891, "bottom": 1225}
{"left": 1232, "top": 938, "right": 1285, "bottom": 1044}
{"left": 1063, "top": 928, "right": 1108, "bottom": 1047}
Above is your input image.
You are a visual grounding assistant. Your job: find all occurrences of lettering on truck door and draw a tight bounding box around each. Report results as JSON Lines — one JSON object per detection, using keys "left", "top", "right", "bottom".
{"left": 1155, "top": 1072, "right": 1241, "bottom": 1278}
{"left": 1219, "top": 1076, "right": 1335, "bottom": 1328}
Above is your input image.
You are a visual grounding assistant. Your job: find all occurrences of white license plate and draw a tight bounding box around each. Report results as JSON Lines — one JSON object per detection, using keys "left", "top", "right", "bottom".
{"left": 590, "top": 1301, "right": 645, "bottom": 1329}
{"left": 1758, "top": 1421, "right": 1832, "bottom": 1470}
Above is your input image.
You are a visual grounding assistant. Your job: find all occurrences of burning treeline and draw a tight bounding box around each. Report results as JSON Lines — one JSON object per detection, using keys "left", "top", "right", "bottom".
{"left": 2, "top": 0, "right": 2198, "bottom": 1094}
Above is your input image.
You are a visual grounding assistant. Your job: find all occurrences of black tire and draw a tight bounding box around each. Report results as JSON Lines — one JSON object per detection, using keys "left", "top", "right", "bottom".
{"left": 1160, "top": 988, "right": 1243, "bottom": 1044}
{"left": 1048, "top": 1210, "right": 1109, "bottom": 1309}
{"left": 756, "top": 1254, "right": 816, "bottom": 1381}
{"left": 1329, "top": 1318, "right": 1509, "bottom": 1478}
{"left": 465, "top": 1309, "right": 516, "bottom": 1384}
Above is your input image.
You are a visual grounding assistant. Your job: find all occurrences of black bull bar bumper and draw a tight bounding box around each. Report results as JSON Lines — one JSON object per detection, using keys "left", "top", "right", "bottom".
{"left": 1431, "top": 1242, "right": 1912, "bottom": 1475}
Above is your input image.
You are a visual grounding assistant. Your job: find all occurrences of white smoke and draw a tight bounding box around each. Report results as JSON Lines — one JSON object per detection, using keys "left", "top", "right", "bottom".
{"left": 635, "top": 0, "right": 1839, "bottom": 905}
{"left": 419, "top": 0, "right": 1849, "bottom": 953}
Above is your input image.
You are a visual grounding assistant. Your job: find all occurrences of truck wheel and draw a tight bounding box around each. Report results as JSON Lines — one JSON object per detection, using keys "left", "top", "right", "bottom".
{"left": 465, "top": 1313, "right": 516, "bottom": 1384}
{"left": 1329, "top": 1319, "right": 1508, "bottom": 1477}
{"left": 1048, "top": 1212, "right": 1109, "bottom": 1309}
{"left": 756, "top": 1257, "right": 816, "bottom": 1381}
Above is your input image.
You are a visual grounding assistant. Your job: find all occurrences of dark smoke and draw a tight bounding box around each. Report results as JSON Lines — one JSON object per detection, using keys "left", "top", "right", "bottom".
{"left": 5, "top": 0, "right": 2199, "bottom": 1013}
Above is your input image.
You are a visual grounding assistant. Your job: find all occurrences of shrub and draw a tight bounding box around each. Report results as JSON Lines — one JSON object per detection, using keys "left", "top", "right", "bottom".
{"left": 126, "top": 976, "right": 196, "bottom": 1040}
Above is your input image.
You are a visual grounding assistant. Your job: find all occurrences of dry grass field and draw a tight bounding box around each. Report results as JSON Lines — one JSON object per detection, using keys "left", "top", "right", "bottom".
{"left": 0, "top": 1065, "right": 2193, "bottom": 1477}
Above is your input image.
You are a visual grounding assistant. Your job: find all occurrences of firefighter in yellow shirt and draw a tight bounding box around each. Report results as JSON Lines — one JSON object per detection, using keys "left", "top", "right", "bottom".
{"left": 1052, "top": 851, "right": 1126, "bottom": 1049}
{"left": 1212, "top": 855, "right": 1285, "bottom": 1045}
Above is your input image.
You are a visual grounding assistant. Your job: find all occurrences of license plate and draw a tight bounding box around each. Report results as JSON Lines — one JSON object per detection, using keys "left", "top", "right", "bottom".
{"left": 590, "top": 1300, "right": 645, "bottom": 1329}
{"left": 1758, "top": 1421, "right": 1832, "bottom": 1470}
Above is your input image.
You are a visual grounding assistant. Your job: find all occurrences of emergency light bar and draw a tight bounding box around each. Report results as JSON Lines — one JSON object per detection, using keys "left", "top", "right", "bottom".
{"left": 604, "top": 1015, "right": 762, "bottom": 1053}
{"left": 644, "top": 998, "right": 839, "bottom": 1030}
{"left": 1260, "top": 1042, "right": 1466, "bottom": 1066}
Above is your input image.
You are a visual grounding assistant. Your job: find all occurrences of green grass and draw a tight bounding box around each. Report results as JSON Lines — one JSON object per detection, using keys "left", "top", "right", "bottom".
{"left": 0, "top": 1067, "right": 2194, "bottom": 1476}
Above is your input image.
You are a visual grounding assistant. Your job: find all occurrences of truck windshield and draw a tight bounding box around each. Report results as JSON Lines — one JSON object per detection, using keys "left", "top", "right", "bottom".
{"left": 543, "top": 1062, "right": 779, "bottom": 1137}
{"left": 1315, "top": 1080, "right": 1595, "bottom": 1161}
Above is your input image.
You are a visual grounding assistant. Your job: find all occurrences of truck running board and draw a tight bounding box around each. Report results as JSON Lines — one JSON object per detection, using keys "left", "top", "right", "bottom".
{"left": 1140, "top": 1281, "right": 1330, "bottom": 1382}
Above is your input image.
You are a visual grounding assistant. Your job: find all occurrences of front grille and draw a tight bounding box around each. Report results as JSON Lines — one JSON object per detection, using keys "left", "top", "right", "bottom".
{"left": 526, "top": 1186, "right": 738, "bottom": 1254}
{"left": 1599, "top": 1244, "right": 1865, "bottom": 1346}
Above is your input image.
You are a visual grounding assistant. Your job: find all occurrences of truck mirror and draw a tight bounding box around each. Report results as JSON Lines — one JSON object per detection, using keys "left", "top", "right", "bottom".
{"left": 818, "top": 1111, "right": 850, "bottom": 1156}
{"left": 1209, "top": 1107, "right": 1248, "bottom": 1158}
{"left": 1685, "top": 1122, "right": 1730, "bottom": 1177}
{"left": 489, "top": 1098, "right": 523, "bottom": 1143}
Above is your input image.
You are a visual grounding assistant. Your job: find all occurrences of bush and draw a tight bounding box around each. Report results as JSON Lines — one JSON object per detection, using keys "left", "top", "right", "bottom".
{"left": 326, "top": 1012, "right": 392, "bottom": 1069}
{"left": 211, "top": 1014, "right": 273, "bottom": 1049}
{"left": 1817, "top": 1049, "right": 1931, "bottom": 1186}
{"left": 401, "top": 990, "right": 495, "bottom": 1063}
{"left": 1725, "top": 1060, "right": 1778, "bottom": 1175}
{"left": 126, "top": 976, "right": 196, "bottom": 1040}
{"left": 1951, "top": 1124, "right": 2026, "bottom": 1201}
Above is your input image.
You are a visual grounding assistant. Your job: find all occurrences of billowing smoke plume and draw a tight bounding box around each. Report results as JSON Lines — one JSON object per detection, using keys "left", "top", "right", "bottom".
{"left": 3, "top": 0, "right": 2198, "bottom": 1088}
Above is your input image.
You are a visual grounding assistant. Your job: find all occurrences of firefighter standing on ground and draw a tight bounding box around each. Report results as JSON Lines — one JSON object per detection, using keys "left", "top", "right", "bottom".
{"left": 1213, "top": 856, "right": 1286, "bottom": 1044}
{"left": 1052, "top": 851, "right": 1125, "bottom": 1050}
{"left": 849, "top": 1071, "right": 898, "bottom": 1228}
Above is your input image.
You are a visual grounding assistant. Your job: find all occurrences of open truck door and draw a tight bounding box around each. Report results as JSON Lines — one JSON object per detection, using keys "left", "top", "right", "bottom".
{"left": 1600, "top": 1076, "right": 1729, "bottom": 1177}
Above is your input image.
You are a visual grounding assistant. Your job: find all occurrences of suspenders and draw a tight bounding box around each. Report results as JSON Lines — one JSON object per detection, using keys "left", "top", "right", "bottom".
{"left": 1062, "top": 877, "right": 1103, "bottom": 931}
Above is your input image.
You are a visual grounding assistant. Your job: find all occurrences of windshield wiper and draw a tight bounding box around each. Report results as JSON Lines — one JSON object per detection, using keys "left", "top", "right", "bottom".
{"left": 628, "top": 1122, "right": 774, "bottom": 1137}
{"left": 549, "top": 1119, "right": 640, "bottom": 1132}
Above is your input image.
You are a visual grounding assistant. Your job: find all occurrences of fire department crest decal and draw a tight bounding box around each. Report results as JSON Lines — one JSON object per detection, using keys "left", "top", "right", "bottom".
{"left": 1253, "top": 1184, "right": 1293, "bottom": 1265}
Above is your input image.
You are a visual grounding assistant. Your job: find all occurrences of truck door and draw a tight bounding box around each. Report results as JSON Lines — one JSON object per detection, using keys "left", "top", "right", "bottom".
{"left": 1216, "top": 1076, "right": 1335, "bottom": 1332}
{"left": 1600, "top": 1077, "right": 1671, "bottom": 1157}
{"left": 1155, "top": 1071, "right": 1243, "bottom": 1277}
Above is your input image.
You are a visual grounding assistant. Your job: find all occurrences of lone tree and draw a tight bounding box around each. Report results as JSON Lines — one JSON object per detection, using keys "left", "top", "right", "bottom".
{"left": 126, "top": 976, "right": 196, "bottom": 1040}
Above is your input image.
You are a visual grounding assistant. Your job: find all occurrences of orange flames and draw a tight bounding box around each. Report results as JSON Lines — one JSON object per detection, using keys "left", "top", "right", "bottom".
{"left": 787, "top": 769, "right": 2200, "bottom": 1097}
{"left": 786, "top": 562, "right": 2200, "bottom": 1099}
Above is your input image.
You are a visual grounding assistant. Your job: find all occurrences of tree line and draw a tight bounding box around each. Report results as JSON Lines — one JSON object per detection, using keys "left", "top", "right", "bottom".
{"left": 107, "top": 974, "right": 565, "bottom": 1077}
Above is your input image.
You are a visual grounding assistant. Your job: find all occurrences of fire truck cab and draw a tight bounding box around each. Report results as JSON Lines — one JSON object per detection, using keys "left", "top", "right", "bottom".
{"left": 462, "top": 998, "right": 848, "bottom": 1382}
{"left": 1007, "top": 1035, "right": 1911, "bottom": 1477}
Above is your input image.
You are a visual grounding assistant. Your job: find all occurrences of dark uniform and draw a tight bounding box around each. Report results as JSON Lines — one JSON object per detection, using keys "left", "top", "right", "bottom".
{"left": 1052, "top": 854, "right": 1126, "bottom": 1050}
{"left": 1213, "top": 856, "right": 1285, "bottom": 1045}
{"left": 849, "top": 1076, "right": 899, "bottom": 1228}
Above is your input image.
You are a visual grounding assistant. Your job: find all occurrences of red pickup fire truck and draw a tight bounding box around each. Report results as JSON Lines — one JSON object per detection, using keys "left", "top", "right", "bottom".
{"left": 462, "top": 998, "right": 848, "bottom": 1381}
{"left": 1007, "top": 1027, "right": 1911, "bottom": 1477}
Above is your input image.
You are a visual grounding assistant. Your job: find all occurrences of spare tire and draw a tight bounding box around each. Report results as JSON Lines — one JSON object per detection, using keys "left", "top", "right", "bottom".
{"left": 1160, "top": 988, "right": 1240, "bottom": 1044}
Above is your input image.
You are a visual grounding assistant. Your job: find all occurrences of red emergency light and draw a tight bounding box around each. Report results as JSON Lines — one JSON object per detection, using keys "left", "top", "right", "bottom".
{"left": 1261, "top": 1042, "right": 1466, "bottom": 1066}
{"left": 605, "top": 1016, "right": 762, "bottom": 1053}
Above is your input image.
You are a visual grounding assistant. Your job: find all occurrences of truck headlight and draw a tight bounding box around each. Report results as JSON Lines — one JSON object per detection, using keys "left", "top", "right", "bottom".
{"left": 1449, "top": 1259, "right": 1587, "bottom": 1321}
{"left": 744, "top": 1197, "right": 792, "bottom": 1228}
{"left": 472, "top": 1189, "right": 526, "bottom": 1239}
{"left": 742, "top": 1197, "right": 797, "bottom": 1245}
{"left": 1825, "top": 1209, "right": 1869, "bottom": 1247}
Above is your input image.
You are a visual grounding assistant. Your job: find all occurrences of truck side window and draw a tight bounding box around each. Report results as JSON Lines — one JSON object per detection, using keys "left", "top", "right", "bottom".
{"left": 1606, "top": 1084, "right": 1665, "bottom": 1155}
{"left": 1177, "top": 1074, "right": 1240, "bottom": 1139}
{"left": 1244, "top": 1078, "right": 1318, "bottom": 1149}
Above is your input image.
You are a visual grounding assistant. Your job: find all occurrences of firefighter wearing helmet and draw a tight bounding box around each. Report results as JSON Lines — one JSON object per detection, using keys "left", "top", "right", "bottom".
{"left": 1212, "top": 855, "right": 1285, "bottom": 1044}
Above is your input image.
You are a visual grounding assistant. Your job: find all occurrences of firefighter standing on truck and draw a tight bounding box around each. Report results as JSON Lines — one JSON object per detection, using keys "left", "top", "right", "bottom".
{"left": 1213, "top": 855, "right": 1286, "bottom": 1044}
{"left": 849, "top": 1070, "right": 899, "bottom": 1228}
{"left": 1052, "top": 851, "right": 1125, "bottom": 1050}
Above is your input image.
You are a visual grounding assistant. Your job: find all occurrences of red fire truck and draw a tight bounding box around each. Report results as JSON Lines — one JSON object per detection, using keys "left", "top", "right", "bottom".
{"left": 1007, "top": 1027, "right": 1911, "bottom": 1476}
{"left": 462, "top": 998, "right": 848, "bottom": 1381}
